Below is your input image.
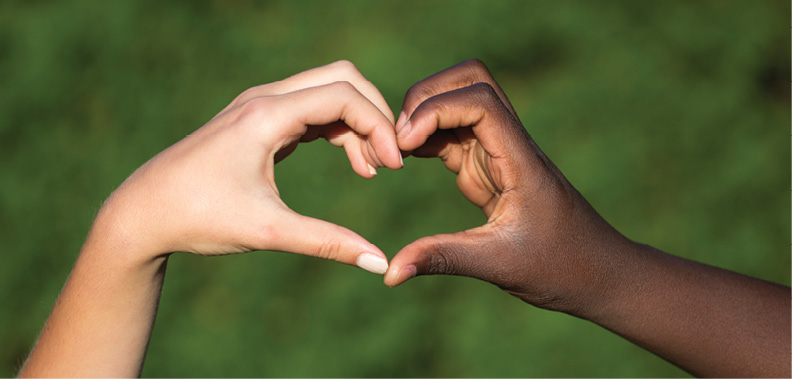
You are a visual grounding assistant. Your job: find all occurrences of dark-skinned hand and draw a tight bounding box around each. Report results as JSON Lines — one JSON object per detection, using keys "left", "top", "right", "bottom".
{"left": 384, "top": 59, "right": 790, "bottom": 378}
{"left": 383, "top": 59, "right": 632, "bottom": 314}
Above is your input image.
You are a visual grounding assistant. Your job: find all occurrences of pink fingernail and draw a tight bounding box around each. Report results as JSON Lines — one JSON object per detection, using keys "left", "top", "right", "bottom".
{"left": 395, "top": 111, "right": 406, "bottom": 131}
{"left": 357, "top": 253, "right": 388, "bottom": 275}
{"left": 395, "top": 265, "right": 417, "bottom": 283}
{"left": 397, "top": 120, "right": 412, "bottom": 138}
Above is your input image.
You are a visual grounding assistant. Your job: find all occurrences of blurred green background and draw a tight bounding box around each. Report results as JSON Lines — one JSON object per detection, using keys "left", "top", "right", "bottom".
{"left": 0, "top": 0, "right": 788, "bottom": 377}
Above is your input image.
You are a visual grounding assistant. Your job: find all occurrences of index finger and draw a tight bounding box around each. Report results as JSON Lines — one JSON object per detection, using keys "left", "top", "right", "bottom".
{"left": 269, "top": 81, "right": 403, "bottom": 172}
{"left": 233, "top": 60, "right": 396, "bottom": 125}
{"left": 397, "top": 59, "right": 517, "bottom": 131}
{"left": 398, "top": 82, "right": 529, "bottom": 162}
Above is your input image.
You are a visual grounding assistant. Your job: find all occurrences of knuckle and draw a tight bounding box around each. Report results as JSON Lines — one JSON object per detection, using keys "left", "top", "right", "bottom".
{"left": 402, "top": 84, "right": 420, "bottom": 106}
{"left": 404, "top": 82, "right": 421, "bottom": 98}
{"left": 424, "top": 98, "right": 449, "bottom": 118}
{"left": 329, "top": 60, "right": 360, "bottom": 76}
{"left": 316, "top": 239, "right": 343, "bottom": 261}
{"left": 419, "top": 238, "right": 459, "bottom": 275}
{"left": 470, "top": 81, "right": 497, "bottom": 96}
{"left": 469, "top": 82, "right": 499, "bottom": 104}
{"left": 238, "top": 86, "right": 257, "bottom": 98}
{"left": 232, "top": 86, "right": 260, "bottom": 105}
{"left": 427, "top": 251, "right": 452, "bottom": 275}
{"left": 409, "top": 96, "right": 444, "bottom": 126}
{"left": 460, "top": 59, "right": 496, "bottom": 89}
{"left": 403, "top": 82, "right": 436, "bottom": 110}
{"left": 329, "top": 80, "right": 357, "bottom": 94}
{"left": 462, "top": 58, "right": 489, "bottom": 73}
{"left": 236, "top": 96, "right": 273, "bottom": 122}
{"left": 462, "top": 59, "right": 494, "bottom": 82}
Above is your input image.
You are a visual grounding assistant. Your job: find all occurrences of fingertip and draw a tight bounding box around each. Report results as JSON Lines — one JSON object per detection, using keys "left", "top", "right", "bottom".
{"left": 395, "top": 120, "right": 422, "bottom": 152}
{"left": 395, "top": 110, "right": 406, "bottom": 131}
{"left": 356, "top": 252, "right": 389, "bottom": 275}
{"left": 384, "top": 264, "right": 417, "bottom": 287}
{"left": 352, "top": 159, "right": 376, "bottom": 179}
{"left": 384, "top": 148, "right": 403, "bottom": 170}
{"left": 343, "top": 141, "right": 379, "bottom": 179}
{"left": 366, "top": 119, "right": 404, "bottom": 171}
{"left": 270, "top": 212, "right": 389, "bottom": 271}
{"left": 384, "top": 266, "right": 398, "bottom": 286}
{"left": 386, "top": 123, "right": 405, "bottom": 169}
{"left": 381, "top": 142, "right": 404, "bottom": 171}
{"left": 385, "top": 242, "right": 423, "bottom": 286}
{"left": 397, "top": 265, "right": 417, "bottom": 285}
{"left": 396, "top": 120, "right": 412, "bottom": 139}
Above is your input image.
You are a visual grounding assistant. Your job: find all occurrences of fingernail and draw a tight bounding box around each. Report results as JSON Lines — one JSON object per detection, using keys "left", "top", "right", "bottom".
{"left": 395, "top": 265, "right": 417, "bottom": 283}
{"left": 398, "top": 152, "right": 404, "bottom": 167}
{"left": 356, "top": 253, "right": 388, "bottom": 275}
{"left": 395, "top": 111, "right": 406, "bottom": 131}
{"left": 397, "top": 120, "right": 412, "bottom": 138}
{"left": 367, "top": 163, "right": 377, "bottom": 176}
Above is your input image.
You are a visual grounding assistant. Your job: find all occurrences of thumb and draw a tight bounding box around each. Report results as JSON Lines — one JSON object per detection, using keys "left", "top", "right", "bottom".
{"left": 266, "top": 210, "right": 389, "bottom": 275}
{"left": 384, "top": 229, "right": 489, "bottom": 287}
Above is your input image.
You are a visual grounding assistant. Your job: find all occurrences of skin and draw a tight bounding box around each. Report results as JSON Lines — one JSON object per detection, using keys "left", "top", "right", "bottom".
{"left": 383, "top": 59, "right": 791, "bottom": 378}
{"left": 18, "top": 60, "right": 402, "bottom": 378}
{"left": 19, "top": 58, "right": 789, "bottom": 378}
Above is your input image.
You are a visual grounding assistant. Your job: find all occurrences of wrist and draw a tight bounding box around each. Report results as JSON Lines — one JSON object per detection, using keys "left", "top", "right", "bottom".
{"left": 85, "top": 196, "right": 171, "bottom": 268}
{"left": 505, "top": 226, "right": 648, "bottom": 320}
{"left": 24, "top": 198, "right": 170, "bottom": 378}
{"left": 561, "top": 239, "right": 659, "bottom": 323}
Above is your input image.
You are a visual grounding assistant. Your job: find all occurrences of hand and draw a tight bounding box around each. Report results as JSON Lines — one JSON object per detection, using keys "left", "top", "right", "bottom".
{"left": 20, "top": 61, "right": 404, "bottom": 378}
{"left": 93, "top": 60, "right": 402, "bottom": 273}
{"left": 383, "top": 60, "right": 790, "bottom": 378}
{"left": 384, "top": 59, "right": 633, "bottom": 313}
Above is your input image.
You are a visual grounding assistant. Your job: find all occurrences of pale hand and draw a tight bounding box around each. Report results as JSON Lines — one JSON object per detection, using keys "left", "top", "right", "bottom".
{"left": 94, "top": 60, "right": 403, "bottom": 272}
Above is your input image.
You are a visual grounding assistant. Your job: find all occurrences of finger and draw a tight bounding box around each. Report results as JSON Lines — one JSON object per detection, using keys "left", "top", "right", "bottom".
{"left": 341, "top": 134, "right": 380, "bottom": 178}
{"left": 266, "top": 210, "right": 389, "bottom": 275}
{"left": 396, "top": 59, "right": 516, "bottom": 132}
{"left": 299, "top": 122, "right": 383, "bottom": 178}
{"left": 409, "top": 130, "right": 465, "bottom": 173}
{"left": 397, "top": 82, "right": 529, "bottom": 163}
{"left": 271, "top": 81, "right": 403, "bottom": 171}
{"left": 237, "top": 60, "right": 396, "bottom": 124}
{"left": 383, "top": 229, "right": 491, "bottom": 287}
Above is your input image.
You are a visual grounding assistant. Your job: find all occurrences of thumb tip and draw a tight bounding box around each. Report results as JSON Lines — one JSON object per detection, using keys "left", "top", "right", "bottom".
{"left": 383, "top": 264, "right": 417, "bottom": 287}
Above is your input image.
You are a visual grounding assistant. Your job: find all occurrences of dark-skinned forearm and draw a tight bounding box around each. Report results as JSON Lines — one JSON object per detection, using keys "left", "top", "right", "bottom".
{"left": 572, "top": 242, "right": 790, "bottom": 378}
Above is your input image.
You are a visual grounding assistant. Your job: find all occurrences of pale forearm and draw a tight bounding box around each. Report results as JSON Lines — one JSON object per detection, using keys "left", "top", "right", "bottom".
{"left": 581, "top": 243, "right": 790, "bottom": 378}
{"left": 19, "top": 225, "right": 167, "bottom": 378}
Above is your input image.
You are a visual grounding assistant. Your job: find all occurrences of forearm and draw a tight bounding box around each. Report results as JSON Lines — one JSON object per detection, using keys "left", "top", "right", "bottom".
{"left": 578, "top": 242, "right": 790, "bottom": 378}
{"left": 19, "top": 217, "right": 167, "bottom": 378}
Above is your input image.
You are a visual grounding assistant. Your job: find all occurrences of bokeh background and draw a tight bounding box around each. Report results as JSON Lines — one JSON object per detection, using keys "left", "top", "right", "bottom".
{"left": 0, "top": 0, "right": 789, "bottom": 377}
